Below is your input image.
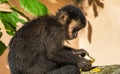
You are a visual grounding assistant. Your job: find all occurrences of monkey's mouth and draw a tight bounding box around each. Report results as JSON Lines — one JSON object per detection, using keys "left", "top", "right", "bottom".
{"left": 67, "top": 35, "right": 77, "bottom": 40}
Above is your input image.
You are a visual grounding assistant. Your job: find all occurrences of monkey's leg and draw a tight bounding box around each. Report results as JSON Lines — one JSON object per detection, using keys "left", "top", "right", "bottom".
{"left": 47, "top": 65, "right": 80, "bottom": 74}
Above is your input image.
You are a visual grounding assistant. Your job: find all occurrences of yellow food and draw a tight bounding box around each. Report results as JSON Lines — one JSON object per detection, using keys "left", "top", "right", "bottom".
{"left": 90, "top": 68, "right": 101, "bottom": 72}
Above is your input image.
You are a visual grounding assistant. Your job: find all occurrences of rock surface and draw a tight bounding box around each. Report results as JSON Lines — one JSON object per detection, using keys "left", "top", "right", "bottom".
{"left": 81, "top": 65, "right": 120, "bottom": 74}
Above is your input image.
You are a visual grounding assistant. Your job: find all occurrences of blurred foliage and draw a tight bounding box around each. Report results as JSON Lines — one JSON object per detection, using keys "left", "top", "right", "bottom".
{"left": 0, "top": 0, "right": 8, "bottom": 3}
{"left": 91, "top": 0, "right": 104, "bottom": 17}
{"left": 0, "top": 12, "right": 25, "bottom": 35}
{"left": 87, "top": 21, "right": 92, "bottom": 43}
{"left": 74, "top": 0, "right": 104, "bottom": 17}
{"left": 0, "top": 41, "right": 6, "bottom": 56}
{"left": 0, "top": 28, "right": 2, "bottom": 38}
{"left": 0, "top": 0, "right": 49, "bottom": 55}
{"left": 20, "top": 0, "right": 49, "bottom": 16}
{"left": 73, "top": 0, "right": 104, "bottom": 44}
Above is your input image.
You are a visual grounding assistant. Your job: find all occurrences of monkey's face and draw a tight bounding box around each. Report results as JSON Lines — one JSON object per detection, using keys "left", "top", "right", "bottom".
{"left": 72, "top": 49, "right": 95, "bottom": 64}
{"left": 56, "top": 10, "right": 86, "bottom": 40}
{"left": 67, "top": 19, "right": 85, "bottom": 40}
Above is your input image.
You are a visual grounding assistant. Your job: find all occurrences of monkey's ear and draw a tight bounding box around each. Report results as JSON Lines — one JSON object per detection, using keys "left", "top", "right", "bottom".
{"left": 59, "top": 12, "right": 69, "bottom": 25}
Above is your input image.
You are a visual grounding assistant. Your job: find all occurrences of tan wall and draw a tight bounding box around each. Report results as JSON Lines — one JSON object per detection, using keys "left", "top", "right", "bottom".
{"left": 79, "top": 0, "right": 120, "bottom": 66}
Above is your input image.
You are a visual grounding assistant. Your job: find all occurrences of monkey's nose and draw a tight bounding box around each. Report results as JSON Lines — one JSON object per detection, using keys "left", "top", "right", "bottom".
{"left": 84, "top": 55, "right": 95, "bottom": 64}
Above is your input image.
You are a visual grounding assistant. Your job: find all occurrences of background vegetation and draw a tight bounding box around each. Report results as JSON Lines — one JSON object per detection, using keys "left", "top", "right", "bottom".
{"left": 0, "top": 0, "right": 49, "bottom": 56}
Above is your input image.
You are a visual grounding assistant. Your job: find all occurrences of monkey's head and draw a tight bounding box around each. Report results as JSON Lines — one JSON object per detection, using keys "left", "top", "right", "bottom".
{"left": 73, "top": 49, "right": 95, "bottom": 64}
{"left": 56, "top": 5, "right": 86, "bottom": 40}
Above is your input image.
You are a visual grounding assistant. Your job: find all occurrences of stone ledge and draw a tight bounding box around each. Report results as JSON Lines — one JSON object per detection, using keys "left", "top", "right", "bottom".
{"left": 81, "top": 64, "right": 120, "bottom": 74}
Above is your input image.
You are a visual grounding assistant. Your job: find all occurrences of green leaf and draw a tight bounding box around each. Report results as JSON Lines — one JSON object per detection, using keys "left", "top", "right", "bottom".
{"left": 20, "top": 0, "right": 49, "bottom": 16}
{"left": 0, "top": 12, "right": 25, "bottom": 35}
{"left": 11, "top": 6, "right": 30, "bottom": 21}
{"left": 0, "top": 0, "right": 8, "bottom": 3}
{"left": 0, "top": 41, "right": 6, "bottom": 56}
{"left": 1, "top": 19, "right": 16, "bottom": 35}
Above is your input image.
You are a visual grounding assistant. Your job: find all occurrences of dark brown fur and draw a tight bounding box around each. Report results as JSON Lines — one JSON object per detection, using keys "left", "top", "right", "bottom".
{"left": 8, "top": 5, "right": 91, "bottom": 74}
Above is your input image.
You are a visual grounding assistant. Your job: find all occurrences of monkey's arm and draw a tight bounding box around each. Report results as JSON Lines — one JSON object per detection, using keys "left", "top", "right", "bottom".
{"left": 55, "top": 46, "right": 80, "bottom": 64}
{"left": 47, "top": 46, "right": 92, "bottom": 70}
{"left": 47, "top": 46, "right": 83, "bottom": 65}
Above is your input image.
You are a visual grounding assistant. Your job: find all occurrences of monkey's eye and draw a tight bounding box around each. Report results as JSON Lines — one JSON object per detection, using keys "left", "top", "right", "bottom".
{"left": 79, "top": 53, "right": 86, "bottom": 57}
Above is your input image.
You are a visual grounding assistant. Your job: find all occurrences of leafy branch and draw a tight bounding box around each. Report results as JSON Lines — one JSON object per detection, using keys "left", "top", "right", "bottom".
{"left": 0, "top": 0, "right": 49, "bottom": 55}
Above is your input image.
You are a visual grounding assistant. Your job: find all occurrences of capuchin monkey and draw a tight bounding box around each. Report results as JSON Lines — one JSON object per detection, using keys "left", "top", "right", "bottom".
{"left": 8, "top": 5, "right": 92, "bottom": 74}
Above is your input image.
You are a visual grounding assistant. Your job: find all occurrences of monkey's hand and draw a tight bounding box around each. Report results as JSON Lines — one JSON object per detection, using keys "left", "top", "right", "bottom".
{"left": 72, "top": 49, "right": 94, "bottom": 71}
{"left": 77, "top": 57, "right": 92, "bottom": 71}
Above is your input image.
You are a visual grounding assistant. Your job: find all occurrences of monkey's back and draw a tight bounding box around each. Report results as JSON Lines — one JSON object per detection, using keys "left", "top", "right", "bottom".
{"left": 8, "top": 15, "right": 65, "bottom": 74}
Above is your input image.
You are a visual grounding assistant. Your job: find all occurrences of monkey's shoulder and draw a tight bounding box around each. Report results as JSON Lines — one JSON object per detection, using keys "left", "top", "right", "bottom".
{"left": 23, "top": 15, "right": 60, "bottom": 28}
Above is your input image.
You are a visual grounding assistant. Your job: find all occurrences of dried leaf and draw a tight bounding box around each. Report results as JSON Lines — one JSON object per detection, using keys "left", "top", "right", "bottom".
{"left": 74, "top": 0, "right": 82, "bottom": 5}
{"left": 87, "top": 21, "right": 92, "bottom": 43}
{"left": 93, "top": 3, "right": 98, "bottom": 17}
{"left": 95, "top": 0, "right": 104, "bottom": 8}
{"left": 80, "top": 7, "right": 87, "bottom": 16}
{"left": 88, "top": 0, "right": 93, "bottom": 6}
